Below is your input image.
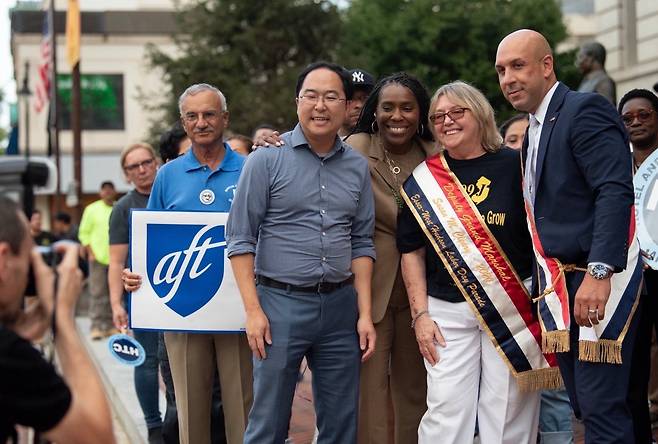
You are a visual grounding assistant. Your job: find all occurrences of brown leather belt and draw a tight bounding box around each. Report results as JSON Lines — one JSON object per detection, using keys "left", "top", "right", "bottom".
{"left": 255, "top": 275, "right": 354, "bottom": 294}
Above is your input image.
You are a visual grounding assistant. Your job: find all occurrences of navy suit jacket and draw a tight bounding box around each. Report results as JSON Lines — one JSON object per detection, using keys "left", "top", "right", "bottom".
{"left": 522, "top": 82, "right": 634, "bottom": 271}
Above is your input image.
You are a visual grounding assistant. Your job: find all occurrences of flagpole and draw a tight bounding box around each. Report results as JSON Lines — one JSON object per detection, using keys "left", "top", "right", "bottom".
{"left": 66, "top": 0, "right": 82, "bottom": 222}
{"left": 72, "top": 61, "right": 81, "bottom": 221}
{"left": 49, "top": 0, "right": 61, "bottom": 212}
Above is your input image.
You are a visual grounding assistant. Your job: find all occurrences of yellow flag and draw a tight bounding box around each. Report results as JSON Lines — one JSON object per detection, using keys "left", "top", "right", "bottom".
{"left": 66, "top": 0, "right": 80, "bottom": 68}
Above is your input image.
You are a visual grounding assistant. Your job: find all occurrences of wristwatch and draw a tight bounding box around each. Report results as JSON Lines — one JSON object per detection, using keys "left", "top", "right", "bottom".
{"left": 587, "top": 263, "right": 613, "bottom": 280}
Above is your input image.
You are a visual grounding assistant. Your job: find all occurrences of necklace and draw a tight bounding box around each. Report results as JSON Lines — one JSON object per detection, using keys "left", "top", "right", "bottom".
{"left": 382, "top": 147, "right": 401, "bottom": 175}
{"left": 381, "top": 142, "right": 404, "bottom": 210}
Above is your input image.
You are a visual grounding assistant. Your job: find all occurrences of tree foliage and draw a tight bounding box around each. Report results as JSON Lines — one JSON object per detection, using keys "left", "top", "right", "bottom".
{"left": 146, "top": 0, "right": 342, "bottom": 138}
{"left": 338, "top": 0, "right": 571, "bottom": 122}
{"left": 147, "top": 0, "right": 577, "bottom": 140}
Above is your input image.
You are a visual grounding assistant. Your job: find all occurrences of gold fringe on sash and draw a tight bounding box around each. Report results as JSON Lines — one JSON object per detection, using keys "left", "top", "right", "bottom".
{"left": 578, "top": 339, "right": 622, "bottom": 364}
{"left": 541, "top": 330, "right": 570, "bottom": 353}
{"left": 516, "top": 367, "right": 564, "bottom": 392}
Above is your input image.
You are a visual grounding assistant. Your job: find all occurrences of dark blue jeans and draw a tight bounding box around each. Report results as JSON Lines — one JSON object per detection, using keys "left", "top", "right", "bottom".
{"left": 244, "top": 283, "right": 361, "bottom": 444}
{"left": 133, "top": 329, "right": 162, "bottom": 430}
{"left": 539, "top": 389, "right": 574, "bottom": 443}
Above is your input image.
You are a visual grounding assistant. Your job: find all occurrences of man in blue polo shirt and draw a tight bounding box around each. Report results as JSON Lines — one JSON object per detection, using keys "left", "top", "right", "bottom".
{"left": 147, "top": 83, "right": 253, "bottom": 444}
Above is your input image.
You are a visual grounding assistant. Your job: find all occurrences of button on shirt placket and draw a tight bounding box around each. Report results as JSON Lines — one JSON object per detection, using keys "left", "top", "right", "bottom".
{"left": 319, "top": 158, "right": 329, "bottom": 276}
{"left": 205, "top": 166, "right": 214, "bottom": 186}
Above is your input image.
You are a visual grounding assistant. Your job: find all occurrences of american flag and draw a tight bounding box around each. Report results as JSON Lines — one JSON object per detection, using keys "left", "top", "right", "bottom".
{"left": 34, "top": 8, "right": 52, "bottom": 114}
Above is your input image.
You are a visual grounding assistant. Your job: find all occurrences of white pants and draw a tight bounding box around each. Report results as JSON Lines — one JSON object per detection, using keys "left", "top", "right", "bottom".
{"left": 418, "top": 298, "right": 540, "bottom": 444}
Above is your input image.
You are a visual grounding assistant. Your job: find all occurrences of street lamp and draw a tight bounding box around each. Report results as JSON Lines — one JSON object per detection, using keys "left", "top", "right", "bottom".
{"left": 17, "top": 61, "right": 32, "bottom": 159}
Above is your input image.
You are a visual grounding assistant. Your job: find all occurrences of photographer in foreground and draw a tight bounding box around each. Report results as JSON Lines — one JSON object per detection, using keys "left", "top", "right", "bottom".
{"left": 0, "top": 196, "right": 115, "bottom": 443}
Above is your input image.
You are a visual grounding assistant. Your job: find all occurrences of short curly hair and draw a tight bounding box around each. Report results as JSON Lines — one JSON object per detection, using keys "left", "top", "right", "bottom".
{"left": 159, "top": 122, "right": 189, "bottom": 163}
{"left": 618, "top": 88, "right": 658, "bottom": 114}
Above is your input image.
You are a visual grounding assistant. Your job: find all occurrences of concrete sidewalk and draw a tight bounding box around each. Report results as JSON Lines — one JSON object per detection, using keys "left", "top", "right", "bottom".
{"left": 76, "top": 310, "right": 595, "bottom": 444}
{"left": 77, "top": 316, "right": 165, "bottom": 444}
{"left": 76, "top": 314, "right": 320, "bottom": 444}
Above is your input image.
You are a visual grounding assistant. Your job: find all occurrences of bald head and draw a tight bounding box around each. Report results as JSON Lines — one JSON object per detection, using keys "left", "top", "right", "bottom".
{"left": 500, "top": 29, "right": 552, "bottom": 60}
{"left": 495, "top": 29, "right": 557, "bottom": 114}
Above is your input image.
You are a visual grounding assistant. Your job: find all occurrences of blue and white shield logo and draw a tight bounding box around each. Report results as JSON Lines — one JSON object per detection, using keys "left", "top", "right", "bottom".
{"left": 146, "top": 223, "right": 226, "bottom": 317}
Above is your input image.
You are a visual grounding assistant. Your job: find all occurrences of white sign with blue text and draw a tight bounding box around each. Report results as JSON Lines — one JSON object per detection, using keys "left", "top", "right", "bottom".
{"left": 130, "top": 210, "right": 245, "bottom": 332}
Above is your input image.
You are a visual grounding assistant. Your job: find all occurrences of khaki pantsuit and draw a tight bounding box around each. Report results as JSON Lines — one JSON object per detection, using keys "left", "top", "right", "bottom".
{"left": 164, "top": 332, "right": 253, "bottom": 444}
{"left": 359, "top": 272, "right": 427, "bottom": 444}
{"left": 349, "top": 133, "right": 435, "bottom": 444}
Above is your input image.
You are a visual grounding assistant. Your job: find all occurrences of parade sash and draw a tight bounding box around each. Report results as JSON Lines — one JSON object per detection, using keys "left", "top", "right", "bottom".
{"left": 401, "top": 154, "right": 561, "bottom": 391}
{"left": 523, "top": 186, "right": 642, "bottom": 364}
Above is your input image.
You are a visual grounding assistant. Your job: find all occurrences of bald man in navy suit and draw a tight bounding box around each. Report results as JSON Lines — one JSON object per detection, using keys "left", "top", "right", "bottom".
{"left": 495, "top": 30, "right": 640, "bottom": 444}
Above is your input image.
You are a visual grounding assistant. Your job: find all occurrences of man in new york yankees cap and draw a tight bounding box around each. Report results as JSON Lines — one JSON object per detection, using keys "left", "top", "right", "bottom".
{"left": 340, "top": 68, "right": 376, "bottom": 138}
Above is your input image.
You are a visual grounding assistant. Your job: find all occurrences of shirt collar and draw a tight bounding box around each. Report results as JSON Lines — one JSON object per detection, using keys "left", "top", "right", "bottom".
{"left": 291, "top": 123, "right": 345, "bottom": 157}
{"left": 182, "top": 143, "right": 242, "bottom": 172}
{"left": 531, "top": 81, "right": 560, "bottom": 126}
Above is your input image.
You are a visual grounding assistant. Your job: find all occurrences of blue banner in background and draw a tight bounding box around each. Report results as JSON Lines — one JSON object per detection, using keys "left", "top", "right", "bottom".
{"left": 6, "top": 126, "right": 18, "bottom": 155}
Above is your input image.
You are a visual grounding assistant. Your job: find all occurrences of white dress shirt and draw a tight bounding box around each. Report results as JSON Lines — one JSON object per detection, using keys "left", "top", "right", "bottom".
{"left": 524, "top": 81, "right": 560, "bottom": 205}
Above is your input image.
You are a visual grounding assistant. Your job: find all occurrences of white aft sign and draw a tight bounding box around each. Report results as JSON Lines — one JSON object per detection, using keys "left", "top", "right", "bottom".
{"left": 130, "top": 210, "right": 245, "bottom": 332}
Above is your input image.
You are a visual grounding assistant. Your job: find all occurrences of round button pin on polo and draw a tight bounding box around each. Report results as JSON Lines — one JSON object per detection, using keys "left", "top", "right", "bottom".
{"left": 199, "top": 189, "right": 215, "bottom": 205}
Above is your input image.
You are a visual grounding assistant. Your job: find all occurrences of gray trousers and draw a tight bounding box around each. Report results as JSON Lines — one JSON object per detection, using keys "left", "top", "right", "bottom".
{"left": 244, "top": 283, "right": 361, "bottom": 444}
{"left": 88, "top": 260, "right": 112, "bottom": 330}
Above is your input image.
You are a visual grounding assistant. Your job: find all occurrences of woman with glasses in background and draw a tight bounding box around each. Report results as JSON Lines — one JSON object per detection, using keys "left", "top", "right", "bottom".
{"left": 619, "top": 88, "right": 658, "bottom": 444}
{"left": 397, "top": 81, "right": 560, "bottom": 444}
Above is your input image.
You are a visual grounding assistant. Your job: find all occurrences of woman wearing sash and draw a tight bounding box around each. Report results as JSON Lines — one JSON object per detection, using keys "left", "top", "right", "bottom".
{"left": 346, "top": 72, "right": 436, "bottom": 444}
{"left": 397, "top": 81, "right": 560, "bottom": 444}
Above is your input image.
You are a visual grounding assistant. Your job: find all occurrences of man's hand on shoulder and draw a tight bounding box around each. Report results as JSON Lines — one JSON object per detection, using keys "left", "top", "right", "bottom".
{"left": 252, "top": 131, "right": 284, "bottom": 150}
{"left": 573, "top": 273, "right": 611, "bottom": 327}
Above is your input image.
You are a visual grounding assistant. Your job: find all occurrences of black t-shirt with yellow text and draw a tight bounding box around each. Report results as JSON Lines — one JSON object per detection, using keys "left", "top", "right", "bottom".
{"left": 396, "top": 147, "right": 533, "bottom": 303}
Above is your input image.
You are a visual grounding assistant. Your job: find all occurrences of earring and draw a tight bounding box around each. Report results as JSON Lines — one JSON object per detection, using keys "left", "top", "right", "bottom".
{"left": 372, "top": 114, "right": 378, "bottom": 133}
{"left": 417, "top": 123, "right": 424, "bottom": 135}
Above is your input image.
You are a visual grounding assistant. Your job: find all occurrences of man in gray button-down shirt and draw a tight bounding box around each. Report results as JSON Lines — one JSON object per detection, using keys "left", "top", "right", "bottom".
{"left": 227, "top": 61, "right": 376, "bottom": 444}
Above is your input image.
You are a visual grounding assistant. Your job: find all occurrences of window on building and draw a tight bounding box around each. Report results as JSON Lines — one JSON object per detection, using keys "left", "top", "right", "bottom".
{"left": 57, "top": 74, "right": 125, "bottom": 130}
{"left": 561, "top": 0, "right": 594, "bottom": 15}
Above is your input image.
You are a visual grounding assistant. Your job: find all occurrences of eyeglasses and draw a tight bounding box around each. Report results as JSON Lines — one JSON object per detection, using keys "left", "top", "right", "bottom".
{"left": 621, "top": 109, "right": 655, "bottom": 126}
{"left": 124, "top": 158, "right": 155, "bottom": 172}
{"left": 429, "top": 107, "right": 469, "bottom": 124}
{"left": 183, "top": 111, "right": 222, "bottom": 124}
{"left": 298, "top": 93, "right": 346, "bottom": 105}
